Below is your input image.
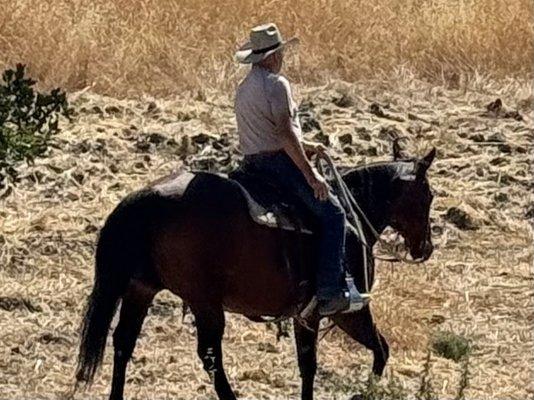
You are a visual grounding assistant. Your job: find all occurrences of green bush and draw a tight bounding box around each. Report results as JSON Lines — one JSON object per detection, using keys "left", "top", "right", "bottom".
{"left": 431, "top": 331, "right": 471, "bottom": 362}
{"left": 0, "top": 64, "right": 71, "bottom": 189}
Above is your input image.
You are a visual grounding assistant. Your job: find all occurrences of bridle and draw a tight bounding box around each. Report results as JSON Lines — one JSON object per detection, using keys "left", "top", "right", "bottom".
{"left": 298, "top": 153, "right": 431, "bottom": 339}
{"left": 254, "top": 153, "right": 429, "bottom": 331}
{"left": 317, "top": 152, "right": 427, "bottom": 292}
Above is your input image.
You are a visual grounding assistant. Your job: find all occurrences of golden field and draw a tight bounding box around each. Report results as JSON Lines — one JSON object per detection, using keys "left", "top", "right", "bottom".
{"left": 0, "top": 0, "right": 533, "bottom": 96}
{"left": 0, "top": 0, "right": 533, "bottom": 399}
{"left": 0, "top": 77, "right": 533, "bottom": 398}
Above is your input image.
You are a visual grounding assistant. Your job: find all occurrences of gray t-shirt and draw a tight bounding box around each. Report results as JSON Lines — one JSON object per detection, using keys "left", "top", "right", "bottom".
{"left": 235, "top": 65, "right": 302, "bottom": 155}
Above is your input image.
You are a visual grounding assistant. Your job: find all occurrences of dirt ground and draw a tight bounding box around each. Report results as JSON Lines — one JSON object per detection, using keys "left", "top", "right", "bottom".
{"left": 0, "top": 77, "right": 532, "bottom": 399}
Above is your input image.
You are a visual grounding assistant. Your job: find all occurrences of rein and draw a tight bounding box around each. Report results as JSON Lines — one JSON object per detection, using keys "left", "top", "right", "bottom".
{"left": 317, "top": 153, "right": 426, "bottom": 267}
{"left": 248, "top": 153, "right": 424, "bottom": 329}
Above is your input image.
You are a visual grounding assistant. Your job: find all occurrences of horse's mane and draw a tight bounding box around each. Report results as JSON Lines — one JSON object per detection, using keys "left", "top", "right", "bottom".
{"left": 339, "top": 158, "right": 419, "bottom": 232}
{"left": 342, "top": 159, "right": 418, "bottom": 182}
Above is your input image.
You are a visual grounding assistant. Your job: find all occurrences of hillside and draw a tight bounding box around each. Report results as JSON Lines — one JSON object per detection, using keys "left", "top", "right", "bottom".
{"left": 1, "top": 0, "right": 532, "bottom": 96}
{"left": 0, "top": 76, "right": 532, "bottom": 399}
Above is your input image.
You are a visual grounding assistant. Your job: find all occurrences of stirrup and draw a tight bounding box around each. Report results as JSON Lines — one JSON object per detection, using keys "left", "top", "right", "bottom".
{"left": 343, "top": 276, "right": 371, "bottom": 313}
{"left": 298, "top": 276, "right": 371, "bottom": 319}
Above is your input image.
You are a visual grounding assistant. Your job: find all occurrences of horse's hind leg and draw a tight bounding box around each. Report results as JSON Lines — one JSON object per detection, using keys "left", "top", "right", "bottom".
{"left": 192, "top": 306, "right": 236, "bottom": 400}
{"left": 294, "top": 317, "right": 320, "bottom": 400}
{"left": 109, "top": 280, "right": 158, "bottom": 400}
{"left": 332, "top": 307, "right": 389, "bottom": 376}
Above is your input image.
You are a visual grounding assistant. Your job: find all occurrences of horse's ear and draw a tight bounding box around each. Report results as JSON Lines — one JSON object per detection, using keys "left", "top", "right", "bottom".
{"left": 420, "top": 147, "right": 436, "bottom": 173}
{"left": 422, "top": 147, "right": 436, "bottom": 166}
{"left": 392, "top": 139, "right": 403, "bottom": 160}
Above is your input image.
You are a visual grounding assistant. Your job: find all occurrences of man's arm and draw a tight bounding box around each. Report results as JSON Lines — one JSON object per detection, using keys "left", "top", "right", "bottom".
{"left": 278, "top": 119, "right": 329, "bottom": 201}
{"left": 269, "top": 78, "right": 329, "bottom": 201}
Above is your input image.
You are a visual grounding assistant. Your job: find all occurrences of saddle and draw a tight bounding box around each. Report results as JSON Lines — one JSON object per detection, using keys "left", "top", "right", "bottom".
{"left": 229, "top": 166, "right": 317, "bottom": 235}
{"left": 152, "top": 167, "right": 317, "bottom": 235}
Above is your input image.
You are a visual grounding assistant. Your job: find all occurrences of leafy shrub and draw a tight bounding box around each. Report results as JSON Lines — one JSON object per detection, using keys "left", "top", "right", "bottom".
{"left": 431, "top": 330, "right": 471, "bottom": 362}
{"left": 0, "top": 64, "right": 71, "bottom": 189}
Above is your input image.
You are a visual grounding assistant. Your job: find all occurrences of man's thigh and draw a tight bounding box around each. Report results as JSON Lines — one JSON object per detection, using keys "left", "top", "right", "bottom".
{"left": 269, "top": 155, "right": 344, "bottom": 219}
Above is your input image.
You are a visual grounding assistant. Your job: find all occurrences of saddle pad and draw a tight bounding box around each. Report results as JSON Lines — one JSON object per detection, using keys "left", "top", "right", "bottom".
{"left": 152, "top": 170, "right": 196, "bottom": 197}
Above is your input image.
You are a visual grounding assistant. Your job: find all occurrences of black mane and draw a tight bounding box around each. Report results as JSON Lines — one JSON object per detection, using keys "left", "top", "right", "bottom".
{"left": 342, "top": 160, "right": 414, "bottom": 233}
{"left": 338, "top": 161, "right": 403, "bottom": 291}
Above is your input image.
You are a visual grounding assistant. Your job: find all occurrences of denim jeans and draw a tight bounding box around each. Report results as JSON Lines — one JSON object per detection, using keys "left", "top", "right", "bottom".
{"left": 243, "top": 151, "right": 347, "bottom": 300}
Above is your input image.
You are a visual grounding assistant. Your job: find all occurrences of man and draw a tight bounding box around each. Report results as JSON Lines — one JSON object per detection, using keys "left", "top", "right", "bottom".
{"left": 234, "top": 23, "right": 367, "bottom": 316}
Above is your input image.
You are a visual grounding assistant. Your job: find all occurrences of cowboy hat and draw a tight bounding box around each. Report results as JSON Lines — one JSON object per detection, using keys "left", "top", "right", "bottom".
{"left": 235, "top": 23, "right": 299, "bottom": 64}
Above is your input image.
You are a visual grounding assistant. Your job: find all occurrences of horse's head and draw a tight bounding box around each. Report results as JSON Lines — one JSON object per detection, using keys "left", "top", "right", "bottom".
{"left": 388, "top": 142, "right": 436, "bottom": 261}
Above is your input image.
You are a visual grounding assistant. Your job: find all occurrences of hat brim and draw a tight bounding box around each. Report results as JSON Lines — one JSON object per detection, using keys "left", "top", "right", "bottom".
{"left": 235, "top": 37, "right": 299, "bottom": 64}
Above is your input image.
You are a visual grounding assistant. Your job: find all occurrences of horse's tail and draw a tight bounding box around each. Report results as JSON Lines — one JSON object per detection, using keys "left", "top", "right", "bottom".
{"left": 76, "top": 189, "right": 158, "bottom": 386}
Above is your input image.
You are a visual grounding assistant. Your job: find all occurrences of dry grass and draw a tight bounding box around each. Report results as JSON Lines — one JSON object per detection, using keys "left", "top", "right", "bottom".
{"left": 0, "top": 0, "right": 533, "bottom": 96}
{"left": 1, "top": 1, "right": 533, "bottom": 398}
{"left": 0, "top": 75, "right": 532, "bottom": 398}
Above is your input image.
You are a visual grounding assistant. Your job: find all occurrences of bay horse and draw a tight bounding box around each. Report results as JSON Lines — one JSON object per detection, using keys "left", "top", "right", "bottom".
{"left": 76, "top": 145, "right": 436, "bottom": 400}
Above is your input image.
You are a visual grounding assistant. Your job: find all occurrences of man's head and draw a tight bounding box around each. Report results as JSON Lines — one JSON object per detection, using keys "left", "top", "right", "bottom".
{"left": 256, "top": 48, "right": 285, "bottom": 73}
{"left": 235, "top": 23, "right": 297, "bottom": 68}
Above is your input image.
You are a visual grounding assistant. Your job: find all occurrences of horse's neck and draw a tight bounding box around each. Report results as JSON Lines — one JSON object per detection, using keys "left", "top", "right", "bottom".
{"left": 342, "top": 165, "right": 395, "bottom": 290}
{"left": 343, "top": 165, "right": 392, "bottom": 245}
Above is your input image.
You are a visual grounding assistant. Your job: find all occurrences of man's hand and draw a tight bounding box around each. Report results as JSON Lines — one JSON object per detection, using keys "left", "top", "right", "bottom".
{"left": 306, "top": 170, "right": 329, "bottom": 201}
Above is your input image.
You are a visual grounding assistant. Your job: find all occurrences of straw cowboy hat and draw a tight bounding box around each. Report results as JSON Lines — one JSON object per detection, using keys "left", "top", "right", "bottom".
{"left": 235, "top": 23, "right": 299, "bottom": 64}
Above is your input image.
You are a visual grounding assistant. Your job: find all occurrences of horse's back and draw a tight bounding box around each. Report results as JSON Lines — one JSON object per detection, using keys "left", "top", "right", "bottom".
{"left": 150, "top": 170, "right": 249, "bottom": 214}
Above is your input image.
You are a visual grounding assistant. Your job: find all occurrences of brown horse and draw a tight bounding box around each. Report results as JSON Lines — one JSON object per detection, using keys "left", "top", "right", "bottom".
{"left": 76, "top": 145, "right": 436, "bottom": 400}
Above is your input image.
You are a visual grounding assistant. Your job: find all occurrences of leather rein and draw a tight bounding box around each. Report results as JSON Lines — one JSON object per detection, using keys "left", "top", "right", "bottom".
{"left": 248, "top": 153, "right": 425, "bottom": 327}
{"left": 316, "top": 153, "right": 426, "bottom": 270}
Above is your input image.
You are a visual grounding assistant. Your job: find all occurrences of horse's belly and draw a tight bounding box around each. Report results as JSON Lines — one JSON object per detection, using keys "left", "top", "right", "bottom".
{"left": 156, "top": 227, "right": 298, "bottom": 315}
{"left": 222, "top": 266, "right": 296, "bottom": 317}
{"left": 221, "top": 225, "right": 301, "bottom": 316}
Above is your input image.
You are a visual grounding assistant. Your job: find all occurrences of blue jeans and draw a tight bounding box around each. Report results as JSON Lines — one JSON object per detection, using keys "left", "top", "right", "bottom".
{"left": 243, "top": 151, "right": 347, "bottom": 300}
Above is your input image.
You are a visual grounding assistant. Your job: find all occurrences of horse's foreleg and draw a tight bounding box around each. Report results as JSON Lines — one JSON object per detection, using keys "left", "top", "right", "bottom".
{"left": 294, "top": 317, "right": 320, "bottom": 400}
{"left": 110, "top": 280, "right": 157, "bottom": 400}
{"left": 332, "top": 307, "right": 389, "bottom": 376}
{"left": 193, "top": 307, "right": 236, "bottom": 400}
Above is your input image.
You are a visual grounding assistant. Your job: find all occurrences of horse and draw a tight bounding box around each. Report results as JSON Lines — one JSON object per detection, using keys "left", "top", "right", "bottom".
{"left": 76, "top": 144, "right": 436, "bottom": 400}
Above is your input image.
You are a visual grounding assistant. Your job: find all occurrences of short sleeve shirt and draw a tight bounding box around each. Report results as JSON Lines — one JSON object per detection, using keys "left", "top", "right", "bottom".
{"left": 235, "top": 65, "right": 302, "bottom": 155}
